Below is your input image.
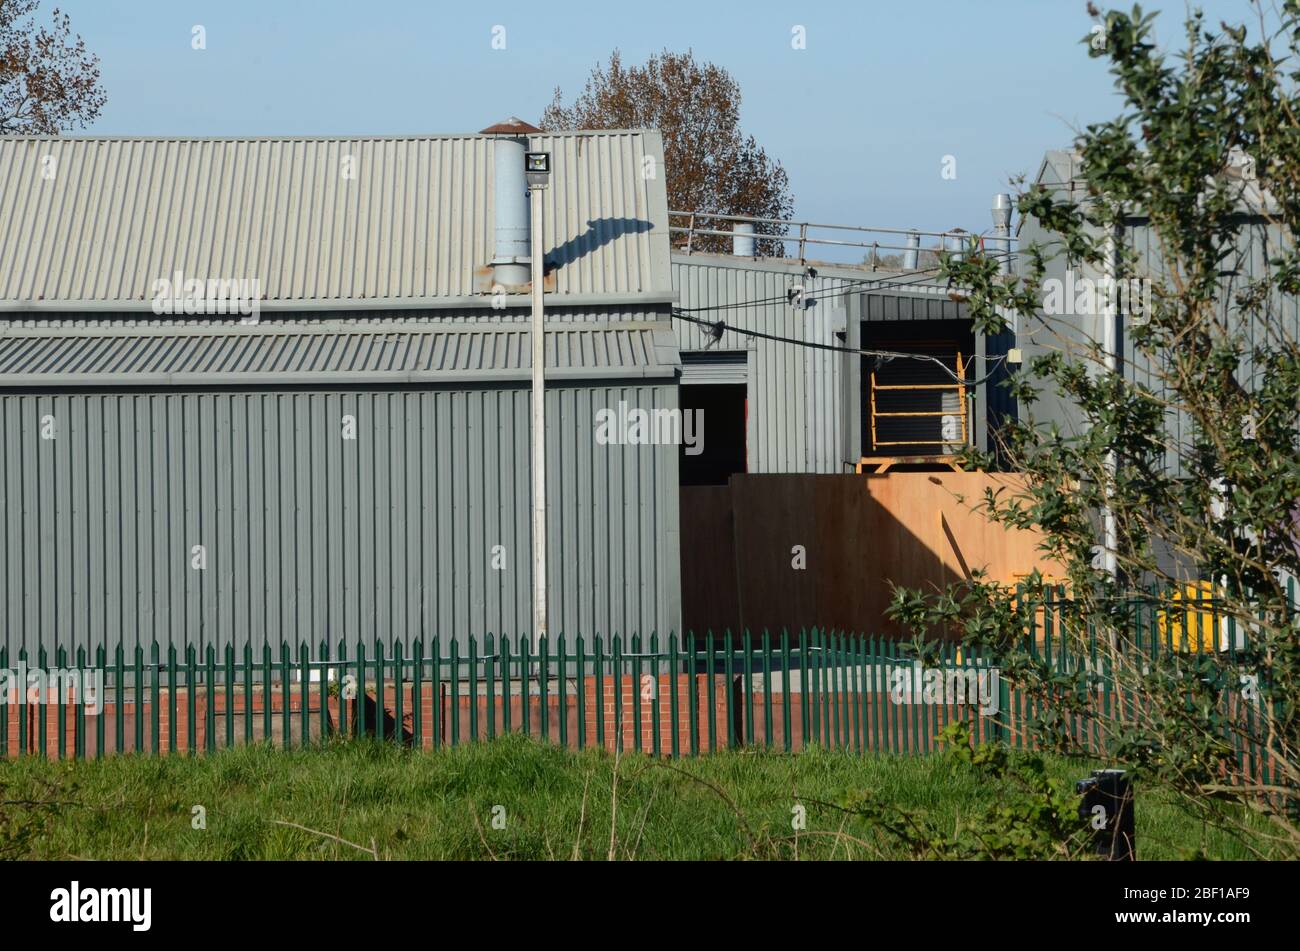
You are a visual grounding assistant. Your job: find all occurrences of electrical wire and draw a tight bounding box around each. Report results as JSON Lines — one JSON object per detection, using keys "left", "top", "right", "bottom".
{"left": 673, "top": 249, "right": 1018, "bottom": 314}
{"left": 671, "top": 310, "right": 1013, "bottom": 386}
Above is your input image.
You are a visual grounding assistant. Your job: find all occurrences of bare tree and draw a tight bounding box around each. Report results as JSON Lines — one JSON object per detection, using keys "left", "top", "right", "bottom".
{"left": 541, "top": 49, "right": 793, "bottom": 256}
{"left": 0, "top": 0, "right": 105, "bottom": 134}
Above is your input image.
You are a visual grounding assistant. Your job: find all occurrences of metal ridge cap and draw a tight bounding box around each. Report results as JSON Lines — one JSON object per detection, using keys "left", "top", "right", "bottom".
{"left": 0, "top": 291, "right": 678, "bottom": 313}
{"left": 0, "top": 320, "right": 674, "bottom": 340}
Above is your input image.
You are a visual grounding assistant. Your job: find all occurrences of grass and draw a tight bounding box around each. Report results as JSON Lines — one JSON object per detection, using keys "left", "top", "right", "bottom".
{"left": 0, "top": 736, "right": 1277, "bottom": 860}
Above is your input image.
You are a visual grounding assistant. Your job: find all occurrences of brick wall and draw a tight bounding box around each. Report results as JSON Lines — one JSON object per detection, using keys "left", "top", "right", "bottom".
{"left": 582, "top": 674, "right": 735, "bottom": 754}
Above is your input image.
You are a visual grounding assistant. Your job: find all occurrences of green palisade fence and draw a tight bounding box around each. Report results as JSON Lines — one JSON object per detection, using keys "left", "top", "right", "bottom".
{"left": 0, "top": 595, "right": 1286, "bottom": 801}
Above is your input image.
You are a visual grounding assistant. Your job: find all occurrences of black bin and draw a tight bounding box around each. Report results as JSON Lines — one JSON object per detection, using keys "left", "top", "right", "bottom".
{"left": 1076, "top": 769, "right": 1135, "bottom": 860}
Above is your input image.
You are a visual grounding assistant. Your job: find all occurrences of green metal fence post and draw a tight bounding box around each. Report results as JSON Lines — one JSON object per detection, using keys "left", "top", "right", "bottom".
{"left": 54, "top": 646, "right": 65, "bottom": 760}
{"left": 467, "top": 636, "right": 478, "bottom": 743}
{"left": 449, "top": 636, "right": 459, "bottom": 746}
{"left": 392, "top": 641, "right": 403, "bottom": 748}
{"left": 798, "top": 629, "right": 809, "bottom": 750}
{"left": 262, "top": 642, "right": 273, "bottom": 743}
{"left": 337, "top": 640, "right": 349, "bottom": 739}
{"left": 150, "top": 642, "right": 160, "bottom": 755}
{"left": 687, "top": 631, "right": 700, "bottom": 757}
{"left": 319, "top": 639, "right": 330, "bottom": 747}
{"left": 132, "top": 643, "right": 142, "bottom": 755}
{"left": 576, "top": 633, "right": 587, "bottom": 751}
{"left": 780, "top": 629, "right": 792, "bottom": 753}
{"left": 743, "top": 629, "right": 755, "bottom": 747}
{"left": 243, "top": 643, "right": 254, "bottom": 746}
{"left": 94, "top": 645, "right": 106, "bottom": 760}
{"left": 498, "top": 634, "right": 509, "bottom": 738}
{"left": 225, "top": 643, "right": 235, "bottom": 751}
{"left": 280, "top": 641, "right": 292, "bottom": 748}
{"left": 706, "top": 630, "right": 717, "bottom": 753}
{"left": 593, "top": 633, "right": 604, "bottom": 750}
{"left": 630, "top": 633, "right": 642, "bottom": 753}
{"left": 611, "top": 634, "right": 623, "bottom": 754}
{"left": 412, "top": 638, "right": 424, "bottom": 748}
{"left": 539, "top": 633, "right": 550, "bottom": 745}
{"left": 74, "top": 645, "right": 86, "bottom": 760}
{"left": 648, "top": 632, "right": 660, "bottom": 757}
{"left": 518, "top": 634, "right": 530, "bottom": 741}
{"left": 0, "top": 646, "right": 7, "bottom": 760}
{"left": 300, "top": 641, "right": 313, "bottom": 748}
{"left": 186, "top": 644, "right": 197, "bottom": 756}
{"left": 872, "top": 636, "right": 886, "bottom": 753}
{"left": 761, "top": 630, "right": 773, "bottom": 751}
{"left": 485, "top": 634, "right": 496, "bottom": 742}
{"left": 356, "top": 640, "right": 367, "bottom": 740}
{"left": 430, "top": 636, "right": 440, "bottom": 748}
{"left": 851, "top": 634, "right": 863, "bottom": 754}
{"left": 724, "top": 629, "right": 736, "bottom": 749}
{"left": 558, "top": 633, "right": 569, "bottom": 751}
{"left": 668, "top": 632, "right": 679, "bottom": 759}
{"left": 375, "top": 640, "right": 387, "bottom": 744}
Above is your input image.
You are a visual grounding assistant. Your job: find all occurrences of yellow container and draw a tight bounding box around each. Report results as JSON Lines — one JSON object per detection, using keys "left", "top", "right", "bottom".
{"left": 1156, "top": 581, "right": 1218, "bottom": 652}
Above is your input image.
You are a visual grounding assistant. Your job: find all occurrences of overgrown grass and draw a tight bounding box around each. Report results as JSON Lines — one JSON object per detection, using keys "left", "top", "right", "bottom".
{"left": 0, "top": 736, "right": 1276, "bottom": 859}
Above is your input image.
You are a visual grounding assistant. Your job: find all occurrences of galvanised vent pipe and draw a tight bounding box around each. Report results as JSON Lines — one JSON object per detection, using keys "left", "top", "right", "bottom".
{"left": 482, "top": 117, "right": 540, "bottom": 287}
{"left": 903, "top": 230, "right": 920, "bottom": 270}
{"left": 733, "top": 222, "right": 756, "bottom": 256}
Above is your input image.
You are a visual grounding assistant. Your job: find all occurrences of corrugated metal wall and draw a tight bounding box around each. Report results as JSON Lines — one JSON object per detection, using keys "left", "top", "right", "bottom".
{"left": 0, "top": 384, "right": 681, "bottom": 655}
{"left": 672, "top": 257, "right": 844, "bottom": 473}
{"left": 1016, "top": 211, "right": 1298, "bottom": 478}
{"left": 1124, "top": 218, "right": 1299, "bottom": 476}
{"left": 671, "top": 255, "right": 974, "bottom": 473}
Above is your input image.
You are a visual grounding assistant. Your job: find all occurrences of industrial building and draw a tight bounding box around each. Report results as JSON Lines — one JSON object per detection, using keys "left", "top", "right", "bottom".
{"left": 0, "top": 121, "right": 1058, "bottom": 658}
{"left": 0, "top": 125, "right": 683, "bottom": 658}
{"left": 1015, "top": 148, "right": 1298, "bottom": 477}
{"left": 668, "top": 208, "right": 1019, "bottom": 480}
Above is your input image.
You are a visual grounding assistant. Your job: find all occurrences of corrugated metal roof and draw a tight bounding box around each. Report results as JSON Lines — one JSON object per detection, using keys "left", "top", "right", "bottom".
{"left": 0, "top": 132, "right": 671, "bottom": 309}
{"left": 0, "top": 323, "right": 680, "bottom": 386}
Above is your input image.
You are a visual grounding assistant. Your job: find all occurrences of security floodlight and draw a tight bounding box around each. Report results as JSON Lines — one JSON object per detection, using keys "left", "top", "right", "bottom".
{"left": 525, "top": 151, "right": 551, "bottom": 187}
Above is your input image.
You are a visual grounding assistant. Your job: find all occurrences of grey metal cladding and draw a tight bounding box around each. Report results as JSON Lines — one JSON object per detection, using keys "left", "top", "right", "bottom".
{"left": 669, "top": 253, "right": 960, "bottom": 473}
{"left": 1122, "top": 217, "right": 1297, "bottom": 476}
{"left": 0, "top": 384, "right": 682, "bottom": 655}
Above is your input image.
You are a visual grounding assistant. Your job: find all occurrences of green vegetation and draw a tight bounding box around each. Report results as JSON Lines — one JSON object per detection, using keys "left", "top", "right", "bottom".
{"left": 896, "top": 2, "right": 1300, "bottom": 859}
{"left": 0, "top": 735, "right": 1277, "bottom": 860}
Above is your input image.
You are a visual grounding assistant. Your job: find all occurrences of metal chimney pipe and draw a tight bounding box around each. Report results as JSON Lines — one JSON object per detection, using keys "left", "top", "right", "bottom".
{"left": 481, "top": 117, "right": 542, "bottom": 287}
{"left": 946, "top": 229, "right": 966, "bottom": 264}
{"left": 992, "top": 193, "right": 1013, "bottom": 275}
{"left": 903, "top": 230, "right": 920, "bottom": 270}
{"left": 492, "top": 136, "right": 530, "bottom": 286}
{"left": 733, "top": 222, "right": 756, "bottom": 256}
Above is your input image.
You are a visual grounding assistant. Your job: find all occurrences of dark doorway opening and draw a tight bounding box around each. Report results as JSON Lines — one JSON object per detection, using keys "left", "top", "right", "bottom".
{"left": 679, "top": 384, "right": 746, "bottom": 486}
{"left": 859, "top": 319, "right": 976, "bottom": 460}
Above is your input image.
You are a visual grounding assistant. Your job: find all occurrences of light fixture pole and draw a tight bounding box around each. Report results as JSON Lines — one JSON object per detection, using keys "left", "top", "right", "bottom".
{"left": 526, "top": 151, "right": 551, "bottom": 652}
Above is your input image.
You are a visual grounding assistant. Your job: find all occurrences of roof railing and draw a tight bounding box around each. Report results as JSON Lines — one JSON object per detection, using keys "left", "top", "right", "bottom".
{"left": 668, "top": 209, "right": 1018, "bottom": 267}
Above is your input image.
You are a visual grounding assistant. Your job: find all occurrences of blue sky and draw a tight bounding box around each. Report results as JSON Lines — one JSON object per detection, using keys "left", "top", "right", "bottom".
{"left": 56, "top": 0, "right": 1253, "bottom": 244}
